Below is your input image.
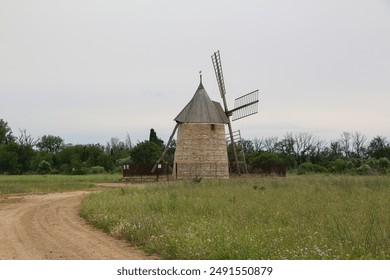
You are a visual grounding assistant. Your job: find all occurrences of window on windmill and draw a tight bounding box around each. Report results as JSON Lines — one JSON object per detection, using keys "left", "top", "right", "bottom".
{"left": 211, "top": 124, "right": 215, "bottom": 131}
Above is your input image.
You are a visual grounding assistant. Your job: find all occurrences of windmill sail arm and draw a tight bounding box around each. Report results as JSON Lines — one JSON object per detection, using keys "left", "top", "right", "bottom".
{"left": 227, "top": 100, "right": 259, "bottom": 116}
{"left": 235, "top": 89, "right": 259, "bottom": 100}
{"left": 230, "top": 89, "right": 260, "bottom": 121}
{"left": 215, "top": 70, "right": 226, "bottom": 97}
{"left": 211, "top": 51, "right": 227, "bottom": 98}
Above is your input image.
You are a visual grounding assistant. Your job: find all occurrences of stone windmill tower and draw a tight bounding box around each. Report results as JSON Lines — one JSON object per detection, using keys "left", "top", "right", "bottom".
{"left": 152, "top": 50, "right": 259, "bottom": 179}
{"left": 171, "top": 74, "right": 230, "bottom": 179}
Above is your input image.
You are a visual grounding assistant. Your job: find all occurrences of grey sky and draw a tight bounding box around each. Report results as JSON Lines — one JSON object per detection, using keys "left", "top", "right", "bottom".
{"left": 1, "top": 0, "right": 389, "bottom": 145}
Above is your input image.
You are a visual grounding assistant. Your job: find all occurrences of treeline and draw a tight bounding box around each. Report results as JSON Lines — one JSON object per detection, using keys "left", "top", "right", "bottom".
{"left": 237, "top": 131, "right": 390, "bottom": 175}
{"left": 0, "top": 119, "right": 171, "bottom": 175}
{"left": 2, "top": 118, "right": 390, "bottom": 175}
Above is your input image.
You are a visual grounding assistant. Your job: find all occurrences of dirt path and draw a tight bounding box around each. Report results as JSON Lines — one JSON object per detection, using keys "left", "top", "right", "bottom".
{"left": 0, "top": 190, "right": 155, "bottom": 260}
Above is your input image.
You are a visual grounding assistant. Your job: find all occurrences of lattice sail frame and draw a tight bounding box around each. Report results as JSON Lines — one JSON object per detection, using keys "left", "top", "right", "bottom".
{"left": 231, "top": 90, "right": 259, "bottom": 121}
{"left": 211, "top": 51, "right": 227, "bottom": 98}
{"left": 211, "top": 50, "right": 260, "bottom": 175}
{"left": 226, "top": 130, "right": 243, "bottom": 145}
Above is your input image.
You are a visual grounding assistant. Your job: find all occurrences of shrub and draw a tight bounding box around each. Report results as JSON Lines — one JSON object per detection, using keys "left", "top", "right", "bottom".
{"left": 356, "top": 164, "right": 372, "bottom": 175}
{"left": 346, "top": 161, "right": 354, "bottom": 170}
{"left": 91, "top": 166, "right": 105, "bottom": 174}
{"left": 50, "top": 168, "right": 61, "bottom": 175}
{"left": 111, "top": 166, "right": 123, "bottom": 174}
{"left": 297, "top": 162, "right": 327, "bottom": 175}
{"left": 71, "top": 167, "right": 90, "bottom": 175}
{"left": 331, "top": 159, "right": 348, "bottom": 174}
{"left": 366, "top": 158, "right": 378, "bottom": 169}
{"left": 37, "top": 160, "right": 51, "bottom": 174}
{"left": 378, "top": 157, "right": 390, "bottom": 169}
{"left": 249, "top": 152, "right": 286, "bottom": 176}
{"left": 60, "top": 163, "right": 77, "bottom": 174}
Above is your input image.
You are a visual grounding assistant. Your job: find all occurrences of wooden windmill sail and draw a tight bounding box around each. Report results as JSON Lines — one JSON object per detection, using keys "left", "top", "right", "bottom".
{"left": 211, "top": 50, "right": 259, "bottom": 174}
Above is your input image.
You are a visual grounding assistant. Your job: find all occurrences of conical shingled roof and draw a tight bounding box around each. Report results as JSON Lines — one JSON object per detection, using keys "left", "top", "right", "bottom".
{"left": 174, "top": 82, "right": 229, "bottom": 124}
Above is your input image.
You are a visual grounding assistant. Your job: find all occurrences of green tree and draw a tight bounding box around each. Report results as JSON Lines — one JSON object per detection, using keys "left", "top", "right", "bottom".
{"left": 0, "top": 119, "right": 15, "bottom": 144}
{"left": 249, "top": 151, "right": 284, "bottom": 165}
{"left": 149, "top": 128, "right": 164, "bottom": 150}
{"left": 31, "top": 151, "right": 54, "bottom": 172}
{"left": 367, "top": 136, "right": 390, "bottom": 159}
{"left": 36, "top": 135, "right": 64, "bottom": 153}
{"left": 276, "top": 134, "right": 296, "bottom": 168}
{"left": 160, "top": 139, "right": 176, "bottom": 164}
{"left": 351, "top": 132, "right": 368, "bottom": 159}
{"left": 131, "top": 141, "right": 162, "bottom": 164}
{"left": 56, "top": 145, "right": 81, "bottom": 173}
{"left": 240, "top": 139, "right": 255, "bottom": 156}
{"left": 0, "top": 143, "right": 19, "bottom": 174}
{"left": 106, "top": 137, "right": 130, "bottom": 162}
{"left": 16, "top": 129, "right": 36, "bottom": 173}
{"left": 55, "top": 144, "right": 114, "bottom": 174}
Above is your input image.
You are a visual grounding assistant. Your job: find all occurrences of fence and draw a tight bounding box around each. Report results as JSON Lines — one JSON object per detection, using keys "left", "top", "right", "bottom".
{"left": 122, "top": 163, "right": 171, "bottom": 180}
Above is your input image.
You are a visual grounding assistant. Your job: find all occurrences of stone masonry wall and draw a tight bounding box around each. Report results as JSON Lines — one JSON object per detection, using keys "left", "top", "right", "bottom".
{"left": 173, "top": 123, "right": 229, "bottom": 179}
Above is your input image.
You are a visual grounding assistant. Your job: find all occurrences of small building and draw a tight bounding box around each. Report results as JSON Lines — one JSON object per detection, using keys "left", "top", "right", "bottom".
{"left": 173, "top": 78, "right": 229, "bottom": 179}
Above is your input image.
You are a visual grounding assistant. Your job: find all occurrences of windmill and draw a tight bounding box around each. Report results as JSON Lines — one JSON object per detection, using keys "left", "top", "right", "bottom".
{"left": 151, "top": 72, "right": 230, "bottom": 178}
{"left": 211, "top": 50, "right": 259, "bottom": 174}
{"left": 151, "top": 51, "right": 259, "bottom": 178}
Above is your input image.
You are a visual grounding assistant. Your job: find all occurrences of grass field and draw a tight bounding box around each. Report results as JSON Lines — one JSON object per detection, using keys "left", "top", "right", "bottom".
{"left": 0, "top": 174, "right": 122, "bottom": 196}
{"left": 80, "top": 175, "right": 390, "bottom": 260}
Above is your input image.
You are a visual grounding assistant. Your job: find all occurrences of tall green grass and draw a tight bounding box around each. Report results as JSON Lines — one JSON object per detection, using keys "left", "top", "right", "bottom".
{"left": 0, "top": 174, "right": 121, "bottom": 196}
{"left": 80, "top": 175, "right": 390, "bottom": 259}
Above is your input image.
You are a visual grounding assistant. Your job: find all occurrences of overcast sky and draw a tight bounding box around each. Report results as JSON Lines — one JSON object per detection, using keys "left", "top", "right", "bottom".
{"left": 1, "top": 0, "right": 389, "bottom": 146}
